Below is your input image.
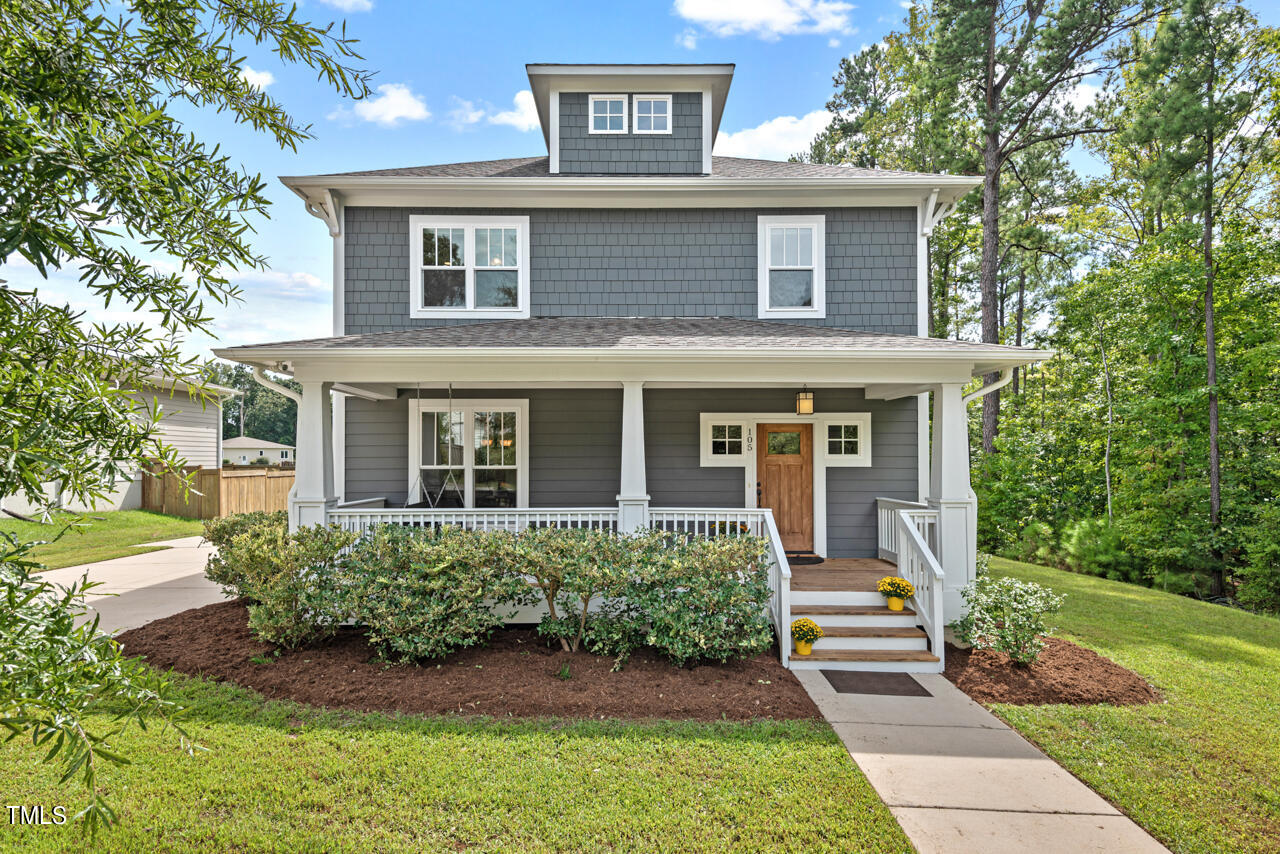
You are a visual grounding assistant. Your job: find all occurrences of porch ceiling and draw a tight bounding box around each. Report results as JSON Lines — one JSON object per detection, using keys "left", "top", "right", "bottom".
{"left": 214, "top": 317, "right": 1051, "bottom": 386}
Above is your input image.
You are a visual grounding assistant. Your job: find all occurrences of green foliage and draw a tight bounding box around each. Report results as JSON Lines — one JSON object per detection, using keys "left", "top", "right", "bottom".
{"left": 214, "top": 524, "right": 355, "bottom": 648}
{"left": 622, "top": 534, "right": 775, "bottom": 667}
{"left": 1238, "top": 505, "right": 1280, "bottom": 614}
{"left": 206, "top": 362, "right": 301, "bottom": 445}
{"left": 341, "top": 525, "right": 534, "bottom": 662}
{"left": 0, "top": 534, "right": 190, "bottom": 834}
{"left": 201, "top": 511, "right": 287, "bottom": 595}
{"left": 1060, "top": 519, "right": 1143, "bottom": 583}
{"left": 954, "top": 575, "right": 1065, "bottom": 665}
{"left": 1013, "top": 521, "right": 1059, "bottom": 567}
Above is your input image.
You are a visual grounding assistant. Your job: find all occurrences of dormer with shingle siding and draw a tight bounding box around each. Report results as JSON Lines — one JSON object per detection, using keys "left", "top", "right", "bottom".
{"left": 527, "top": 64, "right": 733, "bottom": 175}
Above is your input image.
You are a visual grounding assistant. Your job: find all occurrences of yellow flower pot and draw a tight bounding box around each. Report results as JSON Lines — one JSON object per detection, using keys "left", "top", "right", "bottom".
{"left": 795, "top": 640, "right": 813, "bottom": 656}
{"left": 886, "top": 596, "right": 905, "bottom": 612}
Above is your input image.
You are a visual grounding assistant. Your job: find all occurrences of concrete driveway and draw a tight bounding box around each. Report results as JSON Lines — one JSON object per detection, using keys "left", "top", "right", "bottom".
{"left": 36, "top": 536, "right": 230, "bottom": 634}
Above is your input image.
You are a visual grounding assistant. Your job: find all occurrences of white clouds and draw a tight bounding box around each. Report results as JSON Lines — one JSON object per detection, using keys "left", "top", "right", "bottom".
{"left": 328, "top": 83, "right": 430, "bottom": 128}
{"left": 488, "top": 90, "right": 539, "bottom": 132}
{"left": 1067, "top": 82, "right": 1102, "bottom": 111}
{"left": 673, "top": 0, "right": 855, "bottom": 41}
{"left": 316, "top": 0, "right": 373, "bottom": 11}
{"left": 446, "top": 96, "right": 485, "bottom": 129}
{"left": 239, "top": 66, "right": 275, "bottom": 90}
{"left": 827, "top": 37, "right": 840, "bottom": 47}
{"left": 676, "top": 28, "right": 700, "bottom": 49}
{"left": 713, "top": 109, "right": 832, "bottom": 160}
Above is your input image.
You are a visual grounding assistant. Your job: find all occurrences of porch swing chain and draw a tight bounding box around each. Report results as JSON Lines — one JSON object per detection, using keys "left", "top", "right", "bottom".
{"left": 405, "top": 382, "right": 465, "bottom": 509}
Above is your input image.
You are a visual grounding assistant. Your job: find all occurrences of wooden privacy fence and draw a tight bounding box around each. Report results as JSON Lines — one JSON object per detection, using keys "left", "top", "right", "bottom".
{"left": 142, "top": 465, "right": 294, "bottom": 519}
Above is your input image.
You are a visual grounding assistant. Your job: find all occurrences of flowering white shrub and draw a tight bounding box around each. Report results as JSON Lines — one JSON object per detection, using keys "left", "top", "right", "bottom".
{"left": 953, "top": 576, "right": 1064, "bottom": 665}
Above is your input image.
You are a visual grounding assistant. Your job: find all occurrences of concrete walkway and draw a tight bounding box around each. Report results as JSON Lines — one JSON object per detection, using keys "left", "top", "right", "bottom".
{"left": 36, "top": 536, "right": 228, "bottom": 634}
{"left": 796, "top": 670, "right": 1169, "bottom": 854}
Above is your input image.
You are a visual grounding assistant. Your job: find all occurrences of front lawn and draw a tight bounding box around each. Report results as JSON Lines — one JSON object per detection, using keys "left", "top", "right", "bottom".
{"left": 989, "top": 557, "right": 1280, "bottom": 854}
{"left": 0, "top": 510, "right": 204, "bottom": 569}
{"left": 0, "top": 677, "right": 912, "bottom": 853}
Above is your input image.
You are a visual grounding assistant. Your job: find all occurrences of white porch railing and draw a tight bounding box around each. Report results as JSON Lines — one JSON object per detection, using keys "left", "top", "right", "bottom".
{"left": 326, "top": 506, "right": 621, "bottom": 534}
{"left": 759, "top": 509, "right": 793, "bottom": 668}
{"left": 895, "top": 509, "right": 945, "bottom": 671}
{"left": 875, "top": 497, "right": 939, "bottom": 561}
{"left": 648, "top": 508, "right": 769, "bottom": 538}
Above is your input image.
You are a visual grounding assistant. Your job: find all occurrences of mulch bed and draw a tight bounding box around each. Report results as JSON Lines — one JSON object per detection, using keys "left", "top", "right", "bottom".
{"left": 945, "top": 637, "right": 1160, "bottom": 706}
{"left": 116, "top": 600, "right": 821, "bottom": 722}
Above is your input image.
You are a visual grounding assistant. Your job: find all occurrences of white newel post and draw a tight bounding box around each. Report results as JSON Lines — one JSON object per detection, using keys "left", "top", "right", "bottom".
{"left": 928, "top": 383, "right": 977, "bottom": 620}
{"left": 290, "top": 381, "right": 336, "bottom": 531}
{"left": 617, "top": 381, "right": 650, "bottom": 532}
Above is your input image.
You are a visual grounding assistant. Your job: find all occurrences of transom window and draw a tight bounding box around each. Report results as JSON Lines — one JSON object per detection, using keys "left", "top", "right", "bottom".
{"left": 408, "top": 400, "right": 528, "bottom": 508}
{"left": 757, "top": 215, "right": 826, "bottom": 318}
{"left": 633, "top": 95, "right": 671, "bottom": 134}
{"left": 409, "top": 216, "right": 530, "bottom": 319}
{"left": 589, "top": 95, "right": 627, "bottom": 133}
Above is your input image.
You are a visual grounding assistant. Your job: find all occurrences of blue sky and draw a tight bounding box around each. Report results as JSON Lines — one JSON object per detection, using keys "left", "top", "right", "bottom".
{"left": 11, "top": 0, "right": 1279, "bottom": 360}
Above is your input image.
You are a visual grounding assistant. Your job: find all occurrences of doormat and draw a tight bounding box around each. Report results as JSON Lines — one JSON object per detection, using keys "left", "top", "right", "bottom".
{"left": 821, "top": 670, "right": 932, "bottom": 697}
{"left": 786, "top": 553, "right": 824, "bottom": 566}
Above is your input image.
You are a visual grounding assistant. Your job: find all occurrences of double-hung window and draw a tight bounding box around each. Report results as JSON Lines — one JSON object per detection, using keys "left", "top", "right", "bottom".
{"left": 633, "top": 95, "right": 671, "bottom": 133}
{"left": 757, "top": 214, "right": 826, "bottom": 318}
{"left": 589, "top": 95, "right": 627, "bottom": 133}
{"left": 409, "top": 215, "right": 530, "bottom": 318}
{"left": 408, "top": 399, "right": 529, "bottom": 508}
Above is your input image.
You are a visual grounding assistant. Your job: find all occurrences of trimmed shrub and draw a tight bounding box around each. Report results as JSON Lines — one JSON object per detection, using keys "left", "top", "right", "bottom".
{"left": 341, "top": 525, "right": 535, "bottom": 662}
{"left": 1238, "top": 505, "right": 1280, "bottom": 614}
{"left": 216, "top": 523, "right": 355, "bottom": 648}
{"left": 623, "top": 533, "right": 775, "bottom": 667}
{"left": 953, "top": 576, "right": 1064, "bottom": 666}
{"left": 1061, "top": 518, "right": 1142, "bottom": 583}
{"left": 202, "top": 511, "right": 288, "bottom": 596}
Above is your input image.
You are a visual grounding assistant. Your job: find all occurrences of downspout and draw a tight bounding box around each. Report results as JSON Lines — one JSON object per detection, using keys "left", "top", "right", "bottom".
{"left": 962, "top": 367, "right": 1015, "bottom": 406}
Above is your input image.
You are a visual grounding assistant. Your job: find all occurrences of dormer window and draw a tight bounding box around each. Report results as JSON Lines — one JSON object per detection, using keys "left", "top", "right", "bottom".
{"left": 589, "top": 95, "right": 627, "bottom": 134}
{"left": 633, "top": 95, "right": 671, "bottom": 134}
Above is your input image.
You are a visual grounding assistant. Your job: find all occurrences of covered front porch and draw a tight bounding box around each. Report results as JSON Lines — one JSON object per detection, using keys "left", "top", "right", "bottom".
{"left": 215, "top": 317, "right": 1047, "bottom": 673}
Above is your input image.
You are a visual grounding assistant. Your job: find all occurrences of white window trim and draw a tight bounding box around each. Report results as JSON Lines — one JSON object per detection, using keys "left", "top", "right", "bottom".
{"left": 757, "top": 214, "right": 826, "bottom": 319}
{"left": 588, "top": 94, "right": 628, "bottom": 134}
{"left": 699, "top": 418, "right": 751, "bottom": 467}
{"left": 818, "top": 414, "right": 872, "bottom": 467}
{"left": 407, "top": 398, "right": 530, "bottom": 508}
{"left": 632, "top": 94, "right": 672, "bottom": 135}
{"left": 697, "top": 411, "right": 873, "bottom": 558}
{"left": 408, "top": 215, "right": 530, "bottom": 319}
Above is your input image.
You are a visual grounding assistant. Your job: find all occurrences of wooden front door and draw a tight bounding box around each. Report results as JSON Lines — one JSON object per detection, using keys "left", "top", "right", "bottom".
{"left": 756, "top": 423, "right": 814, "bottom": 552}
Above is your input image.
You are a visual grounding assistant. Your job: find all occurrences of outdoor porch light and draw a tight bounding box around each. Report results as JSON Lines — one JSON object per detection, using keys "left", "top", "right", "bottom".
{"left": 795, "top": 387, "right": 814, "bottom": 415}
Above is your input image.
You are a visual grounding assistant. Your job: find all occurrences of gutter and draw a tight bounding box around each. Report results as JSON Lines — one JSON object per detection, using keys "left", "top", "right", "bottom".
{"left": 962, "top": 367, "right": 1016, "bottom": 405}
{"left": 252, "top": 367, "right": 302, "bottom": 404}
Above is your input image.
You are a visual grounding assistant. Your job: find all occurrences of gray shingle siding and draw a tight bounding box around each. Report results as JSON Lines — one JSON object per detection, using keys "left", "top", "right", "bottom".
{"left": 344, "top": 386, "right": 917, "bottom": 558}
{"left": 344, "top": 206, "right": 917, "bottom": 335}
{"left": 558, "top": 93, "right": 703, "bottom": 174}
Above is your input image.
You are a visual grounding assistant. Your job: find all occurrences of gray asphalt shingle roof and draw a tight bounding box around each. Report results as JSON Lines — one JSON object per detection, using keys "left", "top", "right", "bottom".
{"left": 302, "top": 156, "right": 955, "bottom": 180}
{"left": 220, "top": 317, "right": 1033, "bottom": 353}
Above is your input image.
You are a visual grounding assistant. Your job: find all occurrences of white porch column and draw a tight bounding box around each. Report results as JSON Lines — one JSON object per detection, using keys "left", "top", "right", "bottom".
{"left": 291, "top": 381, "right": 336, "bottom": 531}
{"left": 616, "top": 381, "right": 650, "bottom": 532}
{"left": 928, "top": 383, "right": 977, "bottom": 620}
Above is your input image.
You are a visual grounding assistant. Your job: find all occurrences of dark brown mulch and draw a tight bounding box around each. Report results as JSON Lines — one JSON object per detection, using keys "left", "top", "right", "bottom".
{"left": 115, "top": 600, "right": 821, "bottom": 722}
{"left": 945, "top": 637, "right": 1160, "bottom": 706}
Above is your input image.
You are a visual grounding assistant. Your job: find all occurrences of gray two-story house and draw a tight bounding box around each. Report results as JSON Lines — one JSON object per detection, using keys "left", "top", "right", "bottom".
{"left": 217, "top": 63, "right": 1046, "bottom": 672}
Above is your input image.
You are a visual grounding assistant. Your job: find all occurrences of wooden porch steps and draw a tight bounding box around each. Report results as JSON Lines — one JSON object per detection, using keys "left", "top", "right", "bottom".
{"left": 797, "top": 604, "right": 916, "bottom": 617}
{"left": 790, "top": 648, "right": 940, "bottom": 663}
{"left": 817, "top": 626, "right": 928, "bottom": 639}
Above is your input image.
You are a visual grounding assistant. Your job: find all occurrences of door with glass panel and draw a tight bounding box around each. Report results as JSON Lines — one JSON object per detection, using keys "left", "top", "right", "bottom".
{"left": 415, "top": 406, "right": 520, "bottom": 508}
{"left": 755, "top": 423, "right": 813, "bottom": 552}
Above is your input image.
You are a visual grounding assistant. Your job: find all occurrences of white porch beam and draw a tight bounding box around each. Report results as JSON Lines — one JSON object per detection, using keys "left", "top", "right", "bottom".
{"left": 864, "top": 382, "right": 937, "bottom": 400}
{"left": 616, "top": 381, "right": 650, "bottom": 532}
{"left": 331, "top": 382, "right": 399, "bottom": 401}
{"left": 292, "top": 381, "right": 336, "bottom": 531}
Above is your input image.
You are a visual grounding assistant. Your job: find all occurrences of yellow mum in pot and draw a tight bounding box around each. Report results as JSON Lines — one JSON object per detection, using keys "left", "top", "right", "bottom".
{"left": 791, "top": 618, "right": 823, "bottom": 655}
{"left": 877, "top": 576, "right": 915, "bottom": 611}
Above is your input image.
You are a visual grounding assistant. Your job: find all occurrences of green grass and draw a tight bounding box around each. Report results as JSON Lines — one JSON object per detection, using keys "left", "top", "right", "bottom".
{"left": 989, "top": 557, "right": 1280, "bottom": 854}
{"left": 0, "top": 677, "right": 912, "bottom": 852}
{"left": 0, "top": 510, "right": 204, "bottom": 569}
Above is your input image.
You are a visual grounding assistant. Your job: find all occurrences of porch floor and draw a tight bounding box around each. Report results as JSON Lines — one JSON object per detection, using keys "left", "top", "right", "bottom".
{"left": 790, "top": 558, "right": 900, "bottom": 592}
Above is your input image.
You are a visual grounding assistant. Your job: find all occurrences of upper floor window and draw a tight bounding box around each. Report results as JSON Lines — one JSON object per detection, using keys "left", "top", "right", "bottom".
{"left": 408, "top": 215, "right": 530, "bottom": 319}
{"left": 633, "top": 95, "right": 671, "bottom": 134}
{"left": 757, "top": 214, "right": 826, "bottom": 318}
{"left": 589, "top": 95, "right": 627, "bottom": 134}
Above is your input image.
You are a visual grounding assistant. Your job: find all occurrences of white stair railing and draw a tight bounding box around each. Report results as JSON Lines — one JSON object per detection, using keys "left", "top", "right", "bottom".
{"left": 895, "top": 509, "right": 945, "bottom": 670}
{"left": 760, "top": 509, "right": 793, "bottom": 668}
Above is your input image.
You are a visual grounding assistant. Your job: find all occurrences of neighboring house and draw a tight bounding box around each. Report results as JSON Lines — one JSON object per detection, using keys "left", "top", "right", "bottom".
{"left": 2, "top": 375, "right": 238, "bottom": 515}
{"left": 223, "top": 436, "right": 294, "bottom": 465}
{"left": 217, "top": 63, "right": 1048, "bottom": 672}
